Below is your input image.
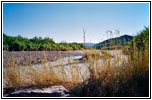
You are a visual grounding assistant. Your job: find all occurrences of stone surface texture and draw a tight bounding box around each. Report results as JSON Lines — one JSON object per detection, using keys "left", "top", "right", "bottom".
{"left": 4, "top": 85, "right": 75, "bottom": 97}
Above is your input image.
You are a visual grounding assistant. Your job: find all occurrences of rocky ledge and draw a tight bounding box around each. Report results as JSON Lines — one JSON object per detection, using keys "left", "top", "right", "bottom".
{"left": 4, "top": 85, "right": 75, "bottom": 97}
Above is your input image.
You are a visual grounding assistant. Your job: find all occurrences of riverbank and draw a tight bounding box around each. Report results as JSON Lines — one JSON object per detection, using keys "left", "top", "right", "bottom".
{"left": 3, "top": 51, "right": 84, "bottom": 67}
{"left": 3, "top": 49, "right": 148, "bottom": 97}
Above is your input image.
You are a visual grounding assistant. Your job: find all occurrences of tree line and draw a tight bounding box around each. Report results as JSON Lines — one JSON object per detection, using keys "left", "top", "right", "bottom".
{"left": 3, "top": 34, "right": 91, "bottom": 51}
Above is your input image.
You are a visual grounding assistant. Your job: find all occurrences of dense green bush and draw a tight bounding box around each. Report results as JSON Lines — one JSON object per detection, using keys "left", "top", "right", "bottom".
{"left": 127, "top": 27, "right": 149, "bottom": 56}
{"left": 133, "top": 27, "right": 149, "bottom": 51}
{"left": 3, "top": 34, "right": 90, "bottom": 51}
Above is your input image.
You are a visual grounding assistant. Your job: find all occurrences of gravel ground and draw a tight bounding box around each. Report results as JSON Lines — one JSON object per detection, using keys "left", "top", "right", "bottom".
{"left": 3, "top": 51, "right": 83, "bottom": 67}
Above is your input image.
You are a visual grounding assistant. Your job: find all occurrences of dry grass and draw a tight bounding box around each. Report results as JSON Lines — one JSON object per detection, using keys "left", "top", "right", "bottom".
{"left": 3, "top": 27, "right": 149, "bottom": 97}
{"left": 3, "top": 54, "right": 83, "bottom": 94}
{"left": 82, "top": 51, "right": 101, "bottom": 61}
{"left": 3, "top": 43, "right": 149, "bottom": 97}
{"left": 71, "top": 43, "right": 149, "bottom": 97}
{"left": 100, "top": 50, "right": 114, "bottom": 59}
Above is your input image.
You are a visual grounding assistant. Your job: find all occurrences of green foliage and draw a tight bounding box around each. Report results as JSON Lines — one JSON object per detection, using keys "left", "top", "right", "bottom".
{"left": 127, "top": 27, "right": 149, "bottom": 55}
{"left": 132, "top": 27, "right": 149, "bottom": 52}
{"left": 3, "top": 34, "right": 87, "bottom": 51}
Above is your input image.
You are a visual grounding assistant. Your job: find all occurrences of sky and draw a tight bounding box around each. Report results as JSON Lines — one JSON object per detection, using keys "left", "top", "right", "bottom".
{"left": 3, "top": 3, "right": 149, "bottom": 43}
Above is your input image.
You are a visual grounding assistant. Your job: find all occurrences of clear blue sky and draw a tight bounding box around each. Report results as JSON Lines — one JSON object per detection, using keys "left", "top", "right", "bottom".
{"left": 3, "top": 3, "right": 149, "bottom": 43}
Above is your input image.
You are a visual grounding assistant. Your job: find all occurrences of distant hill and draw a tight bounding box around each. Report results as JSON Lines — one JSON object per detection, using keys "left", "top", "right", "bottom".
{"left": 84, "top": 43, "right": 97, "bottom": 47}
{"left": 94, "top": 35, "right": 133, "bottom": 49}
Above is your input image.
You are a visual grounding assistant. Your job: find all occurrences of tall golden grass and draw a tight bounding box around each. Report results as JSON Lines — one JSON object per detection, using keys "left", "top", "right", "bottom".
{"left": 3, "top": 52, "right": 83, "bottom": 94}
{"left": 3, "top": 30, "right": 149, "bottom": 97}
{"left": 71, "top": 41, "right": 149, "bottom": 97}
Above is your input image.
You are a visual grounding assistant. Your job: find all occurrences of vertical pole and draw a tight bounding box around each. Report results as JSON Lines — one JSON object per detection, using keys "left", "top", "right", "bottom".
{"left": 83, "top": 28, "right": 85, "bottom": 45}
